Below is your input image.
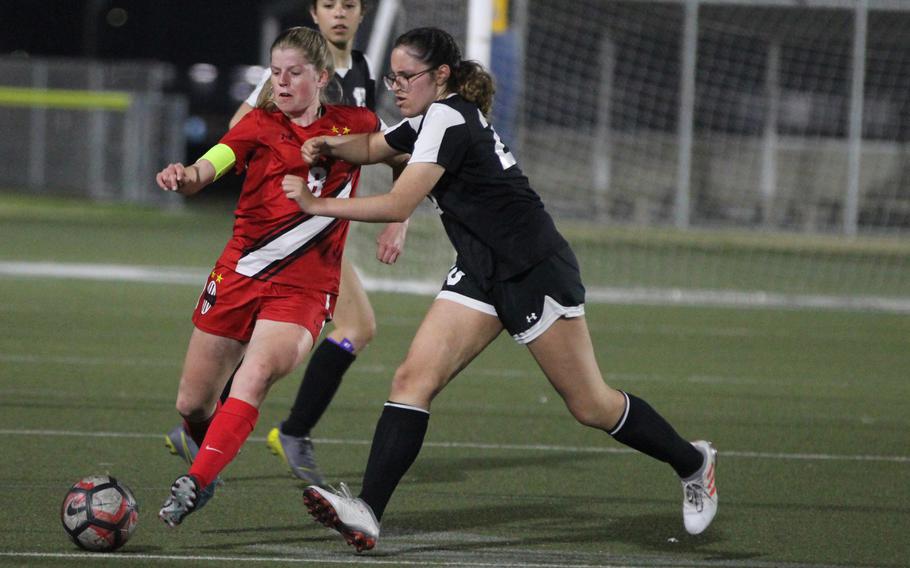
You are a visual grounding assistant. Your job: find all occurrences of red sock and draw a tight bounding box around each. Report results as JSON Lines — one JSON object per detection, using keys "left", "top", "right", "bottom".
{"left": 189, "top": 397, "right": 259, "bottom": 488}
{"left": 183, "top": 400, "right": 223, "bottom": 447}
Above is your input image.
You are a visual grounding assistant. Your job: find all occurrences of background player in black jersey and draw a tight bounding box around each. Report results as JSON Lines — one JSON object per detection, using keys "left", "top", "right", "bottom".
{"left": 164, "top": 0, "right": 408, "bottom": 487}
{"left": 286, "top": 27, "right": 718, "bottom": 551}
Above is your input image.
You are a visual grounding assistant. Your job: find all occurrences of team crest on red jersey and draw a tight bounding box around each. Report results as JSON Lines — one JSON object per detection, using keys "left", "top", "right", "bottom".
{"left": 199, "top": 271, "right": 222, "bottom": 315}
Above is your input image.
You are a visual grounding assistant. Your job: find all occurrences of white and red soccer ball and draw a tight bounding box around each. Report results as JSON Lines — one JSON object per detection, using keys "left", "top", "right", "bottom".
{"left": 61, "top": 475, "right": 139, "bottom": 552}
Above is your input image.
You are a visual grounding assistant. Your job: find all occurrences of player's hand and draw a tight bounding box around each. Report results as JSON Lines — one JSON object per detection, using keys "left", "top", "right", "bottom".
{"left": 156, "top": 163, "right": 189, "bottom": 191}
{"left": 376, "top": 221, "right": 408, "bottom": 264}
{"left": 282, "top": 175, "right": 317, "bottom": 212}
{"left": 301, "top": 136, "right": 329, "bottom": 165}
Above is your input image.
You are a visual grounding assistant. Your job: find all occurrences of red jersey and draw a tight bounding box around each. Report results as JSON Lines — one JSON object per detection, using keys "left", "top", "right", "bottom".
{"left": 215, "top": 105, "right": 380, "bottom": 292}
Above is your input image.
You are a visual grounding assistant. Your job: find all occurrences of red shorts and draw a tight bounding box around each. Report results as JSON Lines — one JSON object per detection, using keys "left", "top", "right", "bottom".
{"left": 191, "top": 266, "right": 336, "bottom": 343}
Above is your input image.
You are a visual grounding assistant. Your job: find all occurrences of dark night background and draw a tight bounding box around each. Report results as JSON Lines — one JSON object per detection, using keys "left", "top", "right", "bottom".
{"left": 1, "top": 1, "right": 346, "bottom": 200}
{"left": 0, "top": 1, "right": 331, "bottom": 116}
{"left": 3, "top": 1, "right": 275, "bottom": 68}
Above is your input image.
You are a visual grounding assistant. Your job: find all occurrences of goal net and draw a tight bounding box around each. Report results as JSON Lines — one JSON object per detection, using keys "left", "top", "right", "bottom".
{"left": 348, "top": 0, "right": 910, "bottom": 311}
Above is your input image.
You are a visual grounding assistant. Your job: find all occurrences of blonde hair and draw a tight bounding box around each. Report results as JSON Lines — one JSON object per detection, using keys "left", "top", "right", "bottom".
{"left": 256, "top": 26, "right": 336, "bottom": 110}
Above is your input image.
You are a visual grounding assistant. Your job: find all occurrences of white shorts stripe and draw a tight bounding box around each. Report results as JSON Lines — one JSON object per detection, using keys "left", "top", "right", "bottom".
{"left": 512, "top": 295, "right": 585, "bottom": 345}
{"left": 435, "top": 290, "right": 498, "bottom": 317}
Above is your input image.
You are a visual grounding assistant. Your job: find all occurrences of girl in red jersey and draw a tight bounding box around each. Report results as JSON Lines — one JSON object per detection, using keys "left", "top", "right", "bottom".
{"left": 159, "top": 0, "right": 404, "bottom": 487}
{"left": 153, "top": 26, "right": 394, "bottom": 527}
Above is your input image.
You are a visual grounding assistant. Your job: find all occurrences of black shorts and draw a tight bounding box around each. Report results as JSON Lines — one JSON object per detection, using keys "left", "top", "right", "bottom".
{"left": 437, "top": 246, "right": 586, "bottom": 344}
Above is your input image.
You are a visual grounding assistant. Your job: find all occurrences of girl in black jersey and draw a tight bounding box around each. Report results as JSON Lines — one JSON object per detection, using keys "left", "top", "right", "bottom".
{"left": 285, "top": 27, "right": 719, "bottom": 551}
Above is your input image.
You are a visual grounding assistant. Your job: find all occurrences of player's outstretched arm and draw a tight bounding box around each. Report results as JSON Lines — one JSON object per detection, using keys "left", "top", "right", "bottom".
{"left": 283, "top": 162, "right": 443, "bottom": 223}
{"left": 155, "top": 160, "right": 215, "bottom": 196}
{"left": 302, "top": 131, "right": 400, "bottom": 166}
{"left": 155, "top": 143, "right": 234, "bottom": 196}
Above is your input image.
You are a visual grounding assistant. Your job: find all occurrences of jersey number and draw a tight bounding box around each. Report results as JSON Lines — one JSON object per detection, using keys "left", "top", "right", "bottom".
{"left": 308, "top": 166, "right": 328, "bottom": 197}
{"left": 478, "top": 110, "right": 516, "bottom": 170}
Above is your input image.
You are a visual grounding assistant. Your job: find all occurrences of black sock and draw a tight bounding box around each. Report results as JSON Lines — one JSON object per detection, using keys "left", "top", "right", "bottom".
{"left": 609, "top": 392, "right": 703, "bottom": 478}
{"left": 359, "top": 402, "right": 429, "bottom": 520}
{"left": 280, "top": 339, "right": 356, "bottom": 437}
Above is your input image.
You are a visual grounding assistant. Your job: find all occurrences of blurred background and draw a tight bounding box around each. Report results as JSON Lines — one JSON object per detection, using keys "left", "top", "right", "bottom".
{"left": 2, "top": 0, "right": 371, "bottom": 203}
{"left": 3, "top": 0, "right": 910, "bottom": 309}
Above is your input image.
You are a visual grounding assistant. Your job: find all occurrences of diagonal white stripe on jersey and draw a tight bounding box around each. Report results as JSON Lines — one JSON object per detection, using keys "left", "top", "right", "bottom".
{"left": 236, "top": 179, "right": 353, "bottom": 277}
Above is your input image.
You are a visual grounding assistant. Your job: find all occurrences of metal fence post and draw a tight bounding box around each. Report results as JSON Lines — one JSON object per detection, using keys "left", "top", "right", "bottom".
{"left": 845, "top": 0, "right": 868, "bottom": 236}
{"left": 676, "top": 0, "right": 698, "bottom": 229}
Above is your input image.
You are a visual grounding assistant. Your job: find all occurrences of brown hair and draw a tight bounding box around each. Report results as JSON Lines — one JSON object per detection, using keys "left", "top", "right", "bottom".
{"left": 393, "top": 27, "right": 495, "bottom": 115}
{"left": 256, "top": 26, "right": 336, "bottom": 110}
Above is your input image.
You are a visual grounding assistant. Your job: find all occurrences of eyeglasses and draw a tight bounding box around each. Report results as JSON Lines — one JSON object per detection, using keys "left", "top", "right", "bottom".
{"left": 382, "top": 67, "right": 436, "bottom": 92}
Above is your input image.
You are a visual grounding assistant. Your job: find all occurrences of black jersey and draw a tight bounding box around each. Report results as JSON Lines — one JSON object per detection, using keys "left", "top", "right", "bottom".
{"left": 336, "top": 51, "right": 376, "bottom": 111}
{"left": 384, "top": 94, "right": 568, "bottom": 288}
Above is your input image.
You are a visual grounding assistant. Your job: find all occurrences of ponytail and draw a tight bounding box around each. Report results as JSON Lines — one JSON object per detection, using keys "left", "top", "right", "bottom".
{"left": 453, "top": 60, "right": 495, "bottom": 116}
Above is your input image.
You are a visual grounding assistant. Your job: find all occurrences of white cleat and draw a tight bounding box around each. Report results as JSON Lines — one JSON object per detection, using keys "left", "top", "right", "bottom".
{"left": 681, "top": 440, "right": 718, "bottom": 535}
{"left": 303, "top": 482, "right": 379, "bottom": 552}
{"left": 158, "top": 475, "right": 215, "bottom": 528}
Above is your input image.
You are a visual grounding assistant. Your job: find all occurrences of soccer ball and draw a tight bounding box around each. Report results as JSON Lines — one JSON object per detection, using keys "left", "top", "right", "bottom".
{"left": 61, "top": 475, "right": 139, "bottom": 552}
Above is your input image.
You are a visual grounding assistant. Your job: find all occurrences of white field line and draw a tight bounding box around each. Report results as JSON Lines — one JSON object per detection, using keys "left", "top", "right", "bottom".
{"left": 0, "top": 353, "right": 179, "bottom": 367}
{"left": 0, "top": 353, "right": 870, "bottom": 392}
{"left": 0, "top": 428, "right": 906, "bottom": 464}
{"left": 0, "top": 354, "right": 792, "bottom": 385}
{"left": 2, "top": 261, "right": 909, "bottom": 313}
{"left": 0, "top": 550, "right": 858, "bottom": 568}
{"left": 0, "top": 261, "right": 205, "bottom": 285}
{"left": 0, "top": 551, "right": 631, "bottom": 568}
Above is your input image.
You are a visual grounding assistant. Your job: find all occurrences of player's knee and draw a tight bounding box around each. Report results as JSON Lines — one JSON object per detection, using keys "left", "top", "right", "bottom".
{"left": 389, "top": 364, "right": 417, "bottom": 394}
{"left": 239, "top": 357, "right": 290, "bottom": 386}
{"left": 174, "top": 393, "right": 209, "bottom": 421}
{"left": 389, "top": 362, "right": 439, "bottom": 403}
{"left": 561, "top": 383, "right": 625, "bottom": 429}
{"left": 565, "top": 397, "right": 613, "bottom": 430}
{"left": 332, "top": 317, "right": 377, "bottom": 352}
{"left": 361, "top": 317, "right": 378, "bottom": 345}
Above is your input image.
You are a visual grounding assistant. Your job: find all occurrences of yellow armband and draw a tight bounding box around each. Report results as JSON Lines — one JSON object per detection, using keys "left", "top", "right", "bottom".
{"left": 198, "top": 143, "right": 236, "bottom": 181}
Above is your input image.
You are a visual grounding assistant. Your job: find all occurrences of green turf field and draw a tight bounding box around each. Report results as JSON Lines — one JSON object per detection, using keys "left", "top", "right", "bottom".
{"left": 0, "top": 195, "right": 908, "bottom": 567}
